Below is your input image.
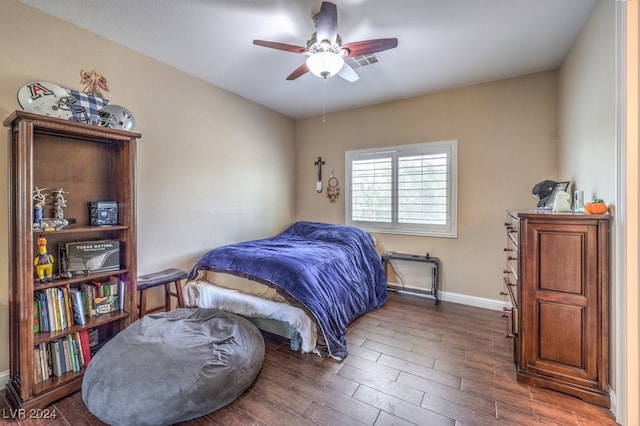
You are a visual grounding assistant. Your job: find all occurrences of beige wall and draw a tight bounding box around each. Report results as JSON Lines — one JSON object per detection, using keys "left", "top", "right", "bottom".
{"left": 558, "top": 1, "right": 640, "bottom": 422}
{"left": 295, "top": 71, "right": 559, "bottom": 302}
{"left": 558, "top": 0, "right": 620, "bottom": 407}
{"left": 559, "top": 0, "right": 616, "bottom": 203}
{"left": 0, "top": 1, "right": 296, "bottom": 374}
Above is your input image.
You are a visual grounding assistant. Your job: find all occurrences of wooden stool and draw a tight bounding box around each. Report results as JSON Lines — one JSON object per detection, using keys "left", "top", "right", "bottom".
{"left": 137, "top": 268, "right": 188, "bottom": 318}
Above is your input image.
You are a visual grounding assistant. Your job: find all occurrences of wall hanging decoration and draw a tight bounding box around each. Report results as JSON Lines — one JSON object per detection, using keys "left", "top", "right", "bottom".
{"left": 327, "top": 171, "right": 340, "bottom": 203}
{"left": 80, "top": 69, "right": 109, "bottom": 97}
{"left": 314, "top": 156, "right": 325, "bottom": 192}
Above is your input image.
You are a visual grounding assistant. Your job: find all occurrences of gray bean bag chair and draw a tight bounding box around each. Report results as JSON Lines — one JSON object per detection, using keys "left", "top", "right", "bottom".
{"left": 82, "top": 308, "right": 265, "bottom": 426}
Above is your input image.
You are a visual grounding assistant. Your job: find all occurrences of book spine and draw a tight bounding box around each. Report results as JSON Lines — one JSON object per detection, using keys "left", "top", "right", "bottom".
{"left": 39, "top": 343, "right": 49, "bottom": 381}
{"left": 35, "top": 291, "right": 50, "bottom": 332}
{"left": 51, "top": 341, "right": 62, "bottom": 377}
{"left": 62, "top": 286, "right": 73, "bottom": 329}
{"left": 33, "top": 299, "right": 41, "bottom": 334}
{"left": 56, "top": 288, "right": 66, "bottom": 330}
{"left": 33, "top": 347, "right": 42, "bottom": 384}
{"left": 79, "top": 329, "right": 92, "bottom": 365}
{"left": 74, "top": 332, "right": 85, "bottom": 369}
{"left": 45, "top": 288, "right": 57, "bottom": 331}
{"left": 70, "top": 289, "right": 87, "bottom": 326}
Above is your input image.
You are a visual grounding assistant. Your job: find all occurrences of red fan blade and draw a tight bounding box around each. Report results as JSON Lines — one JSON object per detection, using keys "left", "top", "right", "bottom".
{"left": 337, "top": 63, "right": 359, "bottom": 82}
{"left": 316, "top": 2, "right": 338, "bottom": 45}
{"left": 253, "top": 40, "right": 306, "bottom": 54}
{"left": 342, "top": 38, "right": 398, "bottom": 57}
{"left": 286, "top": 63, "right": 310, "bottom": 80}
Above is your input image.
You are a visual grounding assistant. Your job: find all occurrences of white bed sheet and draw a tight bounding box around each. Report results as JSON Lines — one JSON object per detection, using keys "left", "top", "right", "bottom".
{"left": 183, "top": 280, "right": 318, "bottom": 354}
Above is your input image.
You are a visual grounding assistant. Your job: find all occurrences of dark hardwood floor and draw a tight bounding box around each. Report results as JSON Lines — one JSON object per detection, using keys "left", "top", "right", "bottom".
{"left": 1, "top": 292, "right": 618, "bottom": 425}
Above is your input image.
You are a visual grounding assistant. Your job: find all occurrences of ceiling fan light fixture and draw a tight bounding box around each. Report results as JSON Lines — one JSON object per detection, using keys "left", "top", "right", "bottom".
{"left": 306, "top": 51, "right": 344, "bottom": 79}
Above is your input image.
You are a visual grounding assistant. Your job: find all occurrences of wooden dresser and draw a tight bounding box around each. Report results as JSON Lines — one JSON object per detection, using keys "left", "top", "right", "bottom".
{"left": 503, "top": 211, "right": 610, "bottom": 407}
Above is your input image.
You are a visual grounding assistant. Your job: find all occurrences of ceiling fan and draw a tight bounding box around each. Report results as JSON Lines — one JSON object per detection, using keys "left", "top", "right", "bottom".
{"left": 253, "top": 1, "right": 398, "bottom": 82}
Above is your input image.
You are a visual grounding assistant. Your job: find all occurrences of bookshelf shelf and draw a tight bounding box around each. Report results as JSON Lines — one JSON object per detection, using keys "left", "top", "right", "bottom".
{"left": 5, "top": 111, "right": 140, "bottom": 410}
{"left": 33, "top": 311, "right": 130, "bottom": 345}
{"left": 33, "top": 225, "right": 129, "bottom": 235}
{"left": 32, "top": 269, "right": 131, "bottom": 290}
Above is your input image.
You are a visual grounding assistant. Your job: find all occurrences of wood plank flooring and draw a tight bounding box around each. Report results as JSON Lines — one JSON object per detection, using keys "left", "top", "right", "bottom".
{"left": 1, "top": 292, "right": 618, "bottom": 425}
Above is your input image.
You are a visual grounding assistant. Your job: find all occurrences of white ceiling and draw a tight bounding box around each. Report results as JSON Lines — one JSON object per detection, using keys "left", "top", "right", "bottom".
{"left": 20, "top": 0, "right": 597, "bottom": 119}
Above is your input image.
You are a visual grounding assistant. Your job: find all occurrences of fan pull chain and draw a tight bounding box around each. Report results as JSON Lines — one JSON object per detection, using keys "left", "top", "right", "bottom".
{"left": 322, "top": 78, "right": 327, "bottom": 123}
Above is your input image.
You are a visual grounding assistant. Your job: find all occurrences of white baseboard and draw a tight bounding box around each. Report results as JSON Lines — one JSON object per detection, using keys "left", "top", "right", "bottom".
{"left": 0, "top": 369, "right": 9, "bottom": 390}
{"left": 608, "top": 387, "right": 617, "bottom": 420}
{"left": 391, "top": 287, "right": 506, "bottom": 311}
{"left": 439, "top": 290, "right": 506, "bottom": 311}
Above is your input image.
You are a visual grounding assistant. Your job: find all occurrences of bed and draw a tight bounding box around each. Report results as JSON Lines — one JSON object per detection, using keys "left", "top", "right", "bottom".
{"left": 183, "top": 221, "right": 387, "bottom": 360}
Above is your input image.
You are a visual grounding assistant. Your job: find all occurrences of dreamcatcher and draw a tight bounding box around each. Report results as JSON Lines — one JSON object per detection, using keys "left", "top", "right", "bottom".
{"left": 326, "top": 172, "right": 340, "bottom": 203}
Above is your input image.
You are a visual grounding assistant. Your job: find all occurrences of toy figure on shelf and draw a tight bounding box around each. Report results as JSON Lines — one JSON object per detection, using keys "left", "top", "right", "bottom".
{"left": 34, "top": 234, "right": 54, "bottom": 283}
{"left": 32, "top": 186, "right": 47, "bottom": 224}
{"left": 50, "top": 188, "right": 68, "bottom": 220}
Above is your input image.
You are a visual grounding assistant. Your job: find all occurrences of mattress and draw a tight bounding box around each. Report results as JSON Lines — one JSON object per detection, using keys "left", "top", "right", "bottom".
{"left": 183, "top": 278, "right": 319, "bottom": 355}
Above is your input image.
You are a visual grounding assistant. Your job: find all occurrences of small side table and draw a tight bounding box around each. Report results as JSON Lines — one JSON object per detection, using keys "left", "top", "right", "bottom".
{"left": 381, "top": 252, "right": 440, "bottom": 304}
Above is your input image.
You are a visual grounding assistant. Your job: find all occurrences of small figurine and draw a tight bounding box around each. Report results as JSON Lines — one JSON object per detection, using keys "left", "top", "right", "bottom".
{"left": 34, "top": 234, "right": 54, "bottom": 283}
{"left": 32, "top": 186, "right": 47, "bottom": 224}
{"left": 50, "top": 188, "right": 68, "bottom": 220}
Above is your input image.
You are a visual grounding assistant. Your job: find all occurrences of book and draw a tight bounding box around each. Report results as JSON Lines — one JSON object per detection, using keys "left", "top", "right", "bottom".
{"left": 62, "top": 338, "right": 71, "bottom": 373}
{"left": 45, "top": 288, "right": 57, "bottom": 331}
{"left": 69, "top": 288, "right": 86, "bottom": 326}
{"left": 56, "top": 288, "right": 66, "bottom": 330}
{"left": 51, "top": 340, "right": 63, "bottom": 377}
{"left": 72, "top": 335, "right": 81, "bottom": 371}
{"left": 74, "top": 332, "right": 85, "bottom": 369}
{"left": 79, "top": 329, "right": 91, "bottom": 365}
{"left": 39, "top": 343, "right": 49, "bottom": 381}
{"left": 81, "top": 282, "right": 96, "bottom": 316}
{"left": 33, "top": 299, "right": 41, "bottom": 334}
{"left": 109, "top": 276, "right": 125, "bottom": 311}
{"left": 44, "top": 343, "right": 52, "bottom": 379}
{"left": 33, "top": 347, "right": 42, "bottom": 384}
{"left": 35, "top": 291, "right": 49, "bottom": 332}
{"left": 62, "top": 286, "right": 73, "bottom": 328}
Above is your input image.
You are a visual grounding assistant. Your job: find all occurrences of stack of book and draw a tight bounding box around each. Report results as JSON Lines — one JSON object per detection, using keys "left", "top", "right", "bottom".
{"left": 33, "top": 330, "right": 93, "bottom": 383}
{"left": 33, "top": 277, "right": 124, "bottom": 332}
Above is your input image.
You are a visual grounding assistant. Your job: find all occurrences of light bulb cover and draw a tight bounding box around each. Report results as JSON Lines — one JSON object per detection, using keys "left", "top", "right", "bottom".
{"left": 306, "top": 52, "right": 344, "bottom": 79}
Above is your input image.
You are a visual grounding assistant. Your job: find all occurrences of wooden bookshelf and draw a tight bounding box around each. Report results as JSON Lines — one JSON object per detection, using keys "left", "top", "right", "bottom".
{"left": 4, "top": 111, "right": 140, "bottom": 410}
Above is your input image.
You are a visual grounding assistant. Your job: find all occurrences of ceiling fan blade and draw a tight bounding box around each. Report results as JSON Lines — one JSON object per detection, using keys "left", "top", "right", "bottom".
{"left": 253, "top": 40, "right": 306, "bottom": 54}
{"left": 286, "top": 63, "right": 310, "bottom": 80}
{"left": 342, "top": 38, "right": 398, "bottom": 57}
{"left": 316, "top": 2, "right": 338, "bottom": 44}
{"left": 337, "top": 63, "right": 359, "bottom": 82}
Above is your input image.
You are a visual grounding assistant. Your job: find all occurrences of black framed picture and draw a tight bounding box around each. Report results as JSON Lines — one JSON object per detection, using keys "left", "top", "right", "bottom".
{"left": 543, "top": 181, "right": 571, "bottom": 209}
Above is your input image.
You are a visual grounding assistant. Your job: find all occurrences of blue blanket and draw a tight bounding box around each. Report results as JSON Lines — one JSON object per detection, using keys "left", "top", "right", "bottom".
{"left": 189, "top": 221, "right": 387, "bottom": 359}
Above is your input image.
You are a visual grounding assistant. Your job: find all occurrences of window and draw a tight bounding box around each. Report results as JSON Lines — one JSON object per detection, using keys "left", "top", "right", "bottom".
{"left": 345, "top": 140, "right": 457, "bottom": 237}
